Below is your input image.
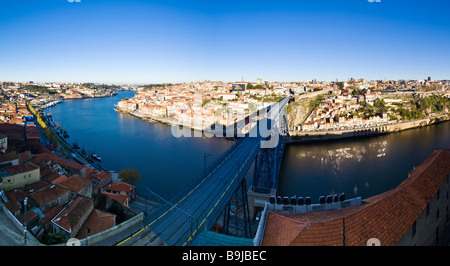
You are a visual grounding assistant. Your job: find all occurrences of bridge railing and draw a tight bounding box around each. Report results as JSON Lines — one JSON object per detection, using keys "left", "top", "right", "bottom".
{"left": 165, "top": 136, "right": 248, "bottom": 204}
{"left": 142, "top": 136, "right": 247, "bottom": 226}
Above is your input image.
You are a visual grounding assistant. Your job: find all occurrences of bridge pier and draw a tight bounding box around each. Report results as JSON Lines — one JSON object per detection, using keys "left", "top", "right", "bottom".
{"left": 223, "top": 178, "right": 253, "bottom": 238}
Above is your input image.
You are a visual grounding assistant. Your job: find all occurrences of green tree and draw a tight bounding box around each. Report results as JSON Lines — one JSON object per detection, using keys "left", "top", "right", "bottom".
{"left": 118, "top": 167, "right": 142, "bottom": 185}
{"left": 41, "top": 232, "right": 66, "bottom": 245}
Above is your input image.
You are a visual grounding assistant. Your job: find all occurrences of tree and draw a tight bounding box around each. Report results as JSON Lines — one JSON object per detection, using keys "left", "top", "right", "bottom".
{"left": 118, "top": 167, "right": 142, "bottom": 185}
{"left": 41, "top": 232, "right": 66, "bottom": 245}
{"left": 336, "top": 82, "right": 344, "bottom": 91}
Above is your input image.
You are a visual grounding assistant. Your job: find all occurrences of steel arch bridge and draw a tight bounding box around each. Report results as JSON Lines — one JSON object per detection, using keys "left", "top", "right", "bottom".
{"left": 117, "top": 97, "right": 290, "bottom": 246}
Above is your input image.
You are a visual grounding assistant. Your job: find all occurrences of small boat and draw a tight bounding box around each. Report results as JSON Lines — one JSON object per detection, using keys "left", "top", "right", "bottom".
{"left": 86, "top": 156, "right": 94, "bottom": 163}
{"left": 73, "top": 143, "right": 80, "bottom": 149}
{"left": 81, "top": 149, "right": 86, "bottom": 155}
{"left": 91, "top": 153, "right": 102, "bottom": 161}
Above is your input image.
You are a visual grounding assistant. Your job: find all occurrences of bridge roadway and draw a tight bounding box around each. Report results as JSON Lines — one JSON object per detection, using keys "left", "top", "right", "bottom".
{"left": 118, "top": 97, "right": 289, "bottom": 246}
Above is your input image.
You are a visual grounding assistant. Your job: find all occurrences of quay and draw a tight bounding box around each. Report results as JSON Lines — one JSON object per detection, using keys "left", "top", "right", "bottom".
{"left": 289, "top": 114, "right": 450, "bottom": 143}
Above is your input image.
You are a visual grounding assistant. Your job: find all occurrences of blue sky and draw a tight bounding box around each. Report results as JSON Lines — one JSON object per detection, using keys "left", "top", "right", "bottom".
{"left": 0, "top": 0, "right": 449, "bottom": 84}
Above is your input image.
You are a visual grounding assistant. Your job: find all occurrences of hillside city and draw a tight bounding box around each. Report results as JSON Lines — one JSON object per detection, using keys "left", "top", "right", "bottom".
{"left": 0, "top": 77, "right": 449, "bottom": 245}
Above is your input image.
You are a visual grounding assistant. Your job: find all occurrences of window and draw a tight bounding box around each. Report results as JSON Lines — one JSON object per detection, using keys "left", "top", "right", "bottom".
{"left": 426, "top": 204, "right": 430, "bottom": 217}
{"left": 437, "top": 208, "right": 440, "bottom": 220}
{"left": 412, "top": 221, "right": 417, "bottom": 238}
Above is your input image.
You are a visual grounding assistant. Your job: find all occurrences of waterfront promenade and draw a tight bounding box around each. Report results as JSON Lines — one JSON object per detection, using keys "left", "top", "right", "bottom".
{"left": 289, "top": 114, "right": 450, "bottom": 143}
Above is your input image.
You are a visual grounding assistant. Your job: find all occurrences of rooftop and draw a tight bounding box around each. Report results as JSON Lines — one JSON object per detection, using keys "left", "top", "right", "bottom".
{"left": 262, "top": 148, "right": 450, "bottom": 246}
{"left": 51, "top": 195, "right": 94, "bottom": 234}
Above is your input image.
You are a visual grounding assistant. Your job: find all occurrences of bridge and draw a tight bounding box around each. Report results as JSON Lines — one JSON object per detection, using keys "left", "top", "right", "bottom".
{"left": 117, "top": 97, "right": 290, "bottom": 246}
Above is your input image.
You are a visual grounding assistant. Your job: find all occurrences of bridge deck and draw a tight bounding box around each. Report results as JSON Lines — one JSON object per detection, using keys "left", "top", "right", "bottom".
{"left": 148, "top": 135, "right": 260, "bottom": 246}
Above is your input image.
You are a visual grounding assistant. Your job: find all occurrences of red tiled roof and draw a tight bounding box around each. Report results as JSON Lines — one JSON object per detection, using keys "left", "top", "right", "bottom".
{"left": 75, "top": 209, "right": 116, "bottom": 239}
{"left": 103, "top": 181, "right": 136, "bottom": 193}
{"left": 52, "top": 196, "right": 93, "bottom": 234}
{"left": 91, "top": 170, "right": 111, "bottom": 182}
{"left": 262, "top": 148, "right": 450, "bottom": 246}
{"left": 35, "top": 152, "right": 85, "bottom": 171}
{"left": 5, "top": 161, "right": 39, "bottom": 175}
{"left": 54, "top": 174, "right": 91, "bottom": 193}
{"left": 29, "top": 184, "right": 70, "bottom": 207}
{"left": 102, "top": 191, "right": 128, "bottom": 206}
{"left": 0, "top": 151, "right": 18, "bottom": 163}
{"left": 42, "top": 204, "right": 63, "bottom": 225}
{"left": 4, "top": 188, "right": 27, "bottom": 214}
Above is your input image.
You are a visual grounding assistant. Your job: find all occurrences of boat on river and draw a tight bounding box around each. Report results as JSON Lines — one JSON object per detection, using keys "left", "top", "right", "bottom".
{"left": 91, "top": 152, "right": 102, "bottom": 161}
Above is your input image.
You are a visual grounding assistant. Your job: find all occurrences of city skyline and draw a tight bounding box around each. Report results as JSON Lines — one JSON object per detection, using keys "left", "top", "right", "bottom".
{"left": 1, "top": 0, "right": 450, "bottom": 84}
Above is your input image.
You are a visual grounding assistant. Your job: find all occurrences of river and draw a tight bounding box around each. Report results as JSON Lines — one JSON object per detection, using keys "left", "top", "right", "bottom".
{"left": 46, "top": 90, "right": 450, "bottom": 202}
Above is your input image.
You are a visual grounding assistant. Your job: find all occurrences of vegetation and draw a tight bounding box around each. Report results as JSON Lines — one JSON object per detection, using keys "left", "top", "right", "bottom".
{"left": 118, "top": 167, "right": 142, "bottom": 185}
{"left": 335, "top": 82, "right": 344, "bottom": 91}
{"left": 308, "top": 95, "right": 325, "bottom": 110}
{"left": 246, "top": 83, "right": 265, "bottom": 90}
{"left": 394, "top": 95, "right": 450, "bottom": 120}
{"left": 23, "top": 85, "right": 57, "bottom": 94}
{"left": 41, "top": 232, "right": 66, "bottom": 245}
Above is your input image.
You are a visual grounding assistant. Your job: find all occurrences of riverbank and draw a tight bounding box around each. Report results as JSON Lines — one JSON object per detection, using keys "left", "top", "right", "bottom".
{"left": 289, "top": 114, "right": 450, "bottom": 143}
{"left": 116, "top": 107, "right": 241, "bottom": 135}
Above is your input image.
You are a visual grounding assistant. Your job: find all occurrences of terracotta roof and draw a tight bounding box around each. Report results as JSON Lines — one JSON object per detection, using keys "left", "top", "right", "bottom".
{"left": 54, "top": 174, "right": 91, "bottom": 193}
{"left": 4, "top": 161, "right": 39, "bottom": 175}
{"left": 91, "top": 171, "right": 111, "bottom": 182}
{"left": 18, "top": 151, "right": 33, "bottom": 162}
{"left": 4, "top": 188, "right": 27, "bottom": 214}
{"left": 42, "top": 204, "right": 63, "bottom": 225}
{"left": 25, "top": 180, "right": 51, "bottom": 193}
{"left": 262, "top": 148, "right": 450, "bottom": 246}
{"left": 103, "top": 181, "right": 136, "bottom": 193}
{"left": 44, "top": 171, "right": 60, "bottom": 182}
{"left": 29, "top": 184, "right": 69, "bottom": 207}
{"left": 52, "top": 196, "right": 93, "bottom": 234}
{"left": 26, "top": 126, "right": 40, "bottom": 140}
{"left": 0, "top": 151, "right": 18, "bottom": 163}
{"left": 102, "top": 191, "right": 128, "bottom": 206}
{"left": 75, "top": 209, "right": 116, "bottom": 239}
{"left": 35, "top": 152, "right": 85, "bottom": 171}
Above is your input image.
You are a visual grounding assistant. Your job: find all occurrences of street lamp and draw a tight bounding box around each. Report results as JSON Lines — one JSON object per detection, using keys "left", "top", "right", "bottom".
{"left": 204, "top": 152, "right": 218, "bottom": 176}
{"left": 204, "top": 153, "right": 210, "bottom": 175}
{"left": 23, "top": 197, "right": 27, "bottom": 245}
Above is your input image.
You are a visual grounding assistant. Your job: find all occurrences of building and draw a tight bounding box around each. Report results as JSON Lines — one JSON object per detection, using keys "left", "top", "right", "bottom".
{"left": 0, "top": 162, "right": 40, "bottom": 191}
{"left": 75, "top": 209, "right": 116, "bottom": 239}
{"left": 51, "top": 195, "right": 94, "bottom": 239}
{"left": 52, "top": 174, "right": 93, "bottom": 199}
{"left": 29, "top": 183, "right": 70, "bottom": 212}
{"left": 258, "top": 147, "right": 450, "bottom": 246}
{"left": 102, "top": 181, "right": 136, "bottom": 201}
{"left": 0, "top": 133, "right": 7, "bottom": 153}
